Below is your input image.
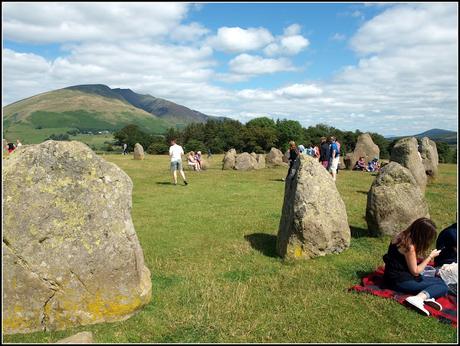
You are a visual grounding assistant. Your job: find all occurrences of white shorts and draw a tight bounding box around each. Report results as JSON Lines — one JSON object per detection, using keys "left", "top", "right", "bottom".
{"left": 329, "top": 157, "right": 339, "bottom": 171}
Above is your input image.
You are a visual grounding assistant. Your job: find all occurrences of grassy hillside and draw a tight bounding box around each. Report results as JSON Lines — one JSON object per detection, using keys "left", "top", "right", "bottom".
{"left": 3, "top": 88, "right": 173, "bottom": 144}
{"left": 4, "top": 155, "right": 457, "bottom": 343}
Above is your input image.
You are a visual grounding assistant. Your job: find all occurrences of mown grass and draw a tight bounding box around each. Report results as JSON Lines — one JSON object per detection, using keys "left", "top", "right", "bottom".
{"left": 3, "top": 155, "right": 457, "bottom": 343}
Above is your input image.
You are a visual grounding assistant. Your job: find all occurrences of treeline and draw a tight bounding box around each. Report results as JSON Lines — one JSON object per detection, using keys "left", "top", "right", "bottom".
{"left": 112, "top": 118, "right": 456, "bottom": 163}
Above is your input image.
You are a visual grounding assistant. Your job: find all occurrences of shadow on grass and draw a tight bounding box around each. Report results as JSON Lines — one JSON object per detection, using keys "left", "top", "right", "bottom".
{"left": 269, "top": 178, "right": 285, "bottom": 182}
{"left": 350, "top": 225, "right": 375, "bottom": 238}
{"left": 244, "top": 233, "right": 279, "bottom": 258}
{"left": 156, "top": 181, "right": 174, "bottom": 185}
{"left": 356, "top": 190, "right": 368, "bottom": 195}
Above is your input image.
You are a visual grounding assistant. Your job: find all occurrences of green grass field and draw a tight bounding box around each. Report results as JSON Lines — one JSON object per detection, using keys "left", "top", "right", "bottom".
{"left": 3, "top": 155, "right": 457, "bottom": 343}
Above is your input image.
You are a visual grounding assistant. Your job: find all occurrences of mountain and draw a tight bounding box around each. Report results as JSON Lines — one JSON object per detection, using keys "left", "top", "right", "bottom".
{"left": 111, "top": 88, "right": 220, "bottom": 126}
{"left": 413, "top": 129, "right": 457, "bottom": 143}
{"left": 385, "top": 128, "right": 457, "bottom": 145}
{"left": 3, "top": 84, "right": 224, "bottom": 144}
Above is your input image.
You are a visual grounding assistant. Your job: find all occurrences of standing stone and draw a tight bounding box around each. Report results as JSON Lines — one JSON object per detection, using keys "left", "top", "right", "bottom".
{"left": 235, "top": 152, "right": 258, "bottom": 171}
{"left": 420, "top": 137, "right": 439, "bottom": 179}
{"left": 348, "top": 133, "right": 380, "bottom": 170}
{"left": 266, "top": 147, "right": 288, "bottom": 167}
{"left": 344, "top": 153, "right": 353, "bottom": 170}
{"left": 133, "top": 143, "right": 144, "bottom": 160}
{"left": 390, "top": 137, "right": 427, "bottom": 193}
{"left": 255, "top": 154, "right": 266, "bottom": 169}
{"left": 200, "top": 159, "right": 210, "bottom": 170}
{"left": 338, "top": 155, "right": 345, "bottom": 170}
{"left": 222, "top": 148, "right": 237, "bottom": 170}
{"left": 366, "top": 162, "right": 430, "bottom": 237}
{"left": 3, "top": 141, "right": 152, "bottom": 334}
{"left": 277, "top": 155, "right": 351, "bottom": 259}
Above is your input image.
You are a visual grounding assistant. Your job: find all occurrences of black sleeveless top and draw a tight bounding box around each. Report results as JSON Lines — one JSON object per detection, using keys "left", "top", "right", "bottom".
{"left": 383, "top": 243, "right": 421, "bottom": 285}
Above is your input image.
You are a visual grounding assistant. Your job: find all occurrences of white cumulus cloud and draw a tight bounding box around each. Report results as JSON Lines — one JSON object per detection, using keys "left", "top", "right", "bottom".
{"left": 207, "top": 26, "right": 274, "bottom": 53}
{"left": 229, "top": 54, "right": 296, "bottom": 75}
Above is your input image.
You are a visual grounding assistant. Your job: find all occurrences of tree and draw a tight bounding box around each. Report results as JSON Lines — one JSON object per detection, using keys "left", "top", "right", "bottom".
{"left": 276, "top": 119, "right": 304, "bottom": 152}
{"left": 113, "top": 124, "right": 152, "bottom": 151}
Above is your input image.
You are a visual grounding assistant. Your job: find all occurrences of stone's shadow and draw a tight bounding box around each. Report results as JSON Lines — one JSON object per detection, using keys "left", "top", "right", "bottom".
{"left": 156, "top": 182, "right": 174, "bottom": 185}
{"left": 269, "top": 179, "right": 285, "bottom": 182}
{"left": 356, "top": 190, "right": 368, "bottom": 195}
{"left": 244, "top": 233, "right": 279, "bottom": 258}
{"left": 350, "top": 225, "right": 375, "bottom": 238}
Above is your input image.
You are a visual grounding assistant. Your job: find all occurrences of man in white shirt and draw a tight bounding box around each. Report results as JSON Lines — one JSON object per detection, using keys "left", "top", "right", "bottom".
{"left": 169, "top": 139, "right": 188, "bottom": 186}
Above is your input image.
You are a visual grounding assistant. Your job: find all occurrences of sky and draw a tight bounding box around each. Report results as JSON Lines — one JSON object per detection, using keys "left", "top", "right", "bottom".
{"left": 2, "top": 2, "right": 458, "bottom": 136}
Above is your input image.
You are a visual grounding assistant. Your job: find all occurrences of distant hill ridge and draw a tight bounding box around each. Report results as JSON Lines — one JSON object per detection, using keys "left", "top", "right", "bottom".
{"left": 65, "top": 84, "right": 224, "bottom": 125}
{"left": 385, "top": 128, "right": 457, "bottom": 145}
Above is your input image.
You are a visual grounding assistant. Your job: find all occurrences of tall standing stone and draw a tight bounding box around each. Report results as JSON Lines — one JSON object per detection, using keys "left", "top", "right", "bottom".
{"left": 420, "top": 137, "right": 439, "bottom": 179}
{"left": 3, "top": 141, "right": 152, "bottom": 334}
{"left": 133, "top": 143, "right": 144, "bottom": 160}
{"left": 222, "top": 148, "right": 237, "bottom": 170}
{"left": 348, "top": 133, "right": 380, "bottom": 170}
{"left": 277, "top": 155, "right": 351, "bottom": 259}
{"left": 366, "top": 162, "right": 430, "bottom": 237}
{"left": 390, "top": 137, "right": 427, "bottom": 193}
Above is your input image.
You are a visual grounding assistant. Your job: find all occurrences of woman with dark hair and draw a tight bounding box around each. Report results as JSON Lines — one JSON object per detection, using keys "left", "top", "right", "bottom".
{"left": 286, "top": 141, "right": 299, "bottom": 180}
{"left": 383, "top": 218, "right": 448, "bottom": 316}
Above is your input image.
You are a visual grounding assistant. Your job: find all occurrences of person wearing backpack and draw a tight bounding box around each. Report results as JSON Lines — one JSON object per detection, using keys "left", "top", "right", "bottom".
{"left": 328, "top": 136, "right": 340, "bottom": 182}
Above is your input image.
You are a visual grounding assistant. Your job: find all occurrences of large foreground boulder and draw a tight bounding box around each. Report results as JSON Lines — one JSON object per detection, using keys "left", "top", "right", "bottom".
{"left": 348, "top": 133, "right": 380, "bottom": 170}
{"left": 222, "top": 148, "right": 237, "bottom": 170}
{"left": 133, "top": 143, "right": 144, "bottom": 160}
{"left": 390, "top": 137, "right": 427, "bottom": 193}
{"left": 420, "top": 137, "right": 439, "bottom": 179}
{"left": 3, "top": 141, "right": 152, "bottom": 334}
{"left": 277, "top": 155, "right": 351, "bottom": 259}
{"left": 266, "top": 147, "right": 288, "bottom": 167}
{"left": 365, "top": 162, "right": 430, "bottom": 237}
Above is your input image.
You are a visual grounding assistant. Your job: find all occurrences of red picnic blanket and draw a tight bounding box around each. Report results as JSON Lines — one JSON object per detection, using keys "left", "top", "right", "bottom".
{"left": 349, "top": 265, "right": 457, "bottom": 327}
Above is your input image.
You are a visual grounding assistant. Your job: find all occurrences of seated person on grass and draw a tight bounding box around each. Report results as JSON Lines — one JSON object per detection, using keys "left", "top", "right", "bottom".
{"left": 382, "top": 217, "right": 448, "bottom": 316}
{"left": 194, "top": 151, "right": 202, "bottom": 170}
{"left": 368, "top": 157, "right": 380, "bottom": 172}
{"left": 354, "top": 157, "right": 368, "bottom": 171}
{"left": 187, "top": 151, "right": 200, "bottom": 171}
{"left": 434, "top": 222, "right": 457, "bottom": 268}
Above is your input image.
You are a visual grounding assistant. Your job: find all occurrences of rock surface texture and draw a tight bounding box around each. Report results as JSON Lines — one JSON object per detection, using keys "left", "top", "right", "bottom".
{"left": 133, "top": 143, "right": 144, "bottom": 160}
{"left": 277, "top": 155, "right": 350, "bottom": 259}
{"left": 222, "top": 148, "right": 237, "bottom": 170}
{"left": 420, "top": 136, "right": 439, "bottom": 179}
{"left": 3, "top": 141, "right": 152, "bottom": 334}
{"left": 390, "top": 137, "right": 427, "bottom": 193}
{"left": 266, "top": 147, "right": 288, "bottom": 167}
{"left": 365, "top": 162, "right": 430, "bottom": 237}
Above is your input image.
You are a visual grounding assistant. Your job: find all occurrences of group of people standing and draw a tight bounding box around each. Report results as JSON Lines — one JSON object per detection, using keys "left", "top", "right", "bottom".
{"left": 287, "top": 136, "right": 342, "bottom": 182}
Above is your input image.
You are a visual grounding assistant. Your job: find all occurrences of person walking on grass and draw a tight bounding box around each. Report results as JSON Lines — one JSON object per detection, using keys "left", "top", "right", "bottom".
{"left": 169, "top": 139, "right": 188, "bottom": 186}
{"left": 382, "top": 217, "right": 448, "bottom": 316}
{"left": 328, "top": 136, "right": 340, "bottom": 182}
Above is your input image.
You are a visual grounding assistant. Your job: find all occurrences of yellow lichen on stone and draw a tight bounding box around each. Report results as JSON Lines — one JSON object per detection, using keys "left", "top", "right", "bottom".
{"left": 294, "top": 245, "right": 303, "bottom": 258}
